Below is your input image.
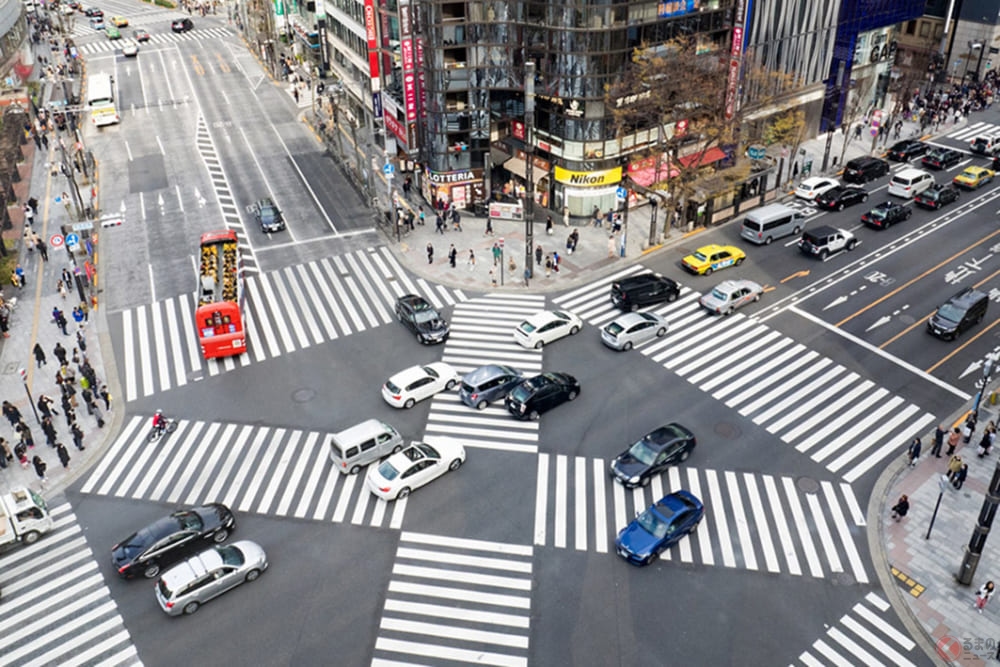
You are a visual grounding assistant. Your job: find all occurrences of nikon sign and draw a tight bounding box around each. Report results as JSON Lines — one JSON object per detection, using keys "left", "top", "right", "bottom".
{"left": 553, "top": 166, "right": 623, "bottom": 186}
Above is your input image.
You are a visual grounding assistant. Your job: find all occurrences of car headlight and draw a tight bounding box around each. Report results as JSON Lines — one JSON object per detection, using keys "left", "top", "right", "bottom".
{"left": 629, "top": 475, "right": 641, "bottom": 484}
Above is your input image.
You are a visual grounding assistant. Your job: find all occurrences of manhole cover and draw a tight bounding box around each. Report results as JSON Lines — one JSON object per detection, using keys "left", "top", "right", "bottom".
{"left": 292, "top": 388, "right": 316, "bottom": 403}
{"left": 832, "top": 572, "right": 856, "bottom": 586}
{"left": 714, "top": 422, "right": 740, "bottom": 439}
{"left": 898, "top": 314, "right": 915, "bottom": 325}
{"left": 796, "top": 477, "right": 820, "bottom": 494}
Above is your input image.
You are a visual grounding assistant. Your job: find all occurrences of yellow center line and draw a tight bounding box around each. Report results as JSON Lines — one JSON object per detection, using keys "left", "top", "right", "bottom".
{"left": 835, "top": 228, "right": 1000, "bottom": 327}
{"left": 215, "top": 52, "right": 230, "bottom": 73}
{"left": 878, "top": 310, "right": 937, "bottom": 349}
{"left": 191, "top": 55, "right": 204, "bottom": 76}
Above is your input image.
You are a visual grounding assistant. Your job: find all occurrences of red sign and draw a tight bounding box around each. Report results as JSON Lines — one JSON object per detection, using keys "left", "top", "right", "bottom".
{"left": 363, "top": 0, "right": 379, "bottom": 80}
{"left": 50, "top": 234, "right": 64, "bottom": 247}
{"left": 675, "top": 119, "right": 688, "bottom": 137}
{"left": 402, "top": 40, "right": 417, "bottom": 120}
{"left": 416, "top": 38, "right": 426, "bottom": 118}
{"left": 724, "top": 57, "right": 740, "bottom": 119}
{"left": 384, "top": 113, "right": 407, "bottom": 144}
{"left": 730, "top": 27, "right": 743, "bottom": 58}
{"left": 512, "top": 121, "right": 525, "bottom": 140}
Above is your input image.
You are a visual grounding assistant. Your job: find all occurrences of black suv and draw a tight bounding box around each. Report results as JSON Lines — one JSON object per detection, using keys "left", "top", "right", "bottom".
{"left": 797, "top": 225, "right": 858, "bottom": 259}
{"left": 928, "top": 287, "right": 988, "bottom": 340}
{"left": 861, "top": 201, "right": 911, "bottom": 229}
{"left": 252, "top": 198, "right": 285, "bottom": 233}
{"left": 610, "top": 274, "right": 680, "bottom": 311}
{"left": 395, "top": 294, "right": 449, "bottom": 344}
{"left": 505, "top": 372, "right": 580, "bottom": 421}
{"left": 843, "top": 156, "right": 889, "bottom": 184}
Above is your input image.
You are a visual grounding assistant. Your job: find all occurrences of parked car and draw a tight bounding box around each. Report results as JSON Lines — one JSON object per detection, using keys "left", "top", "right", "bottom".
{"left": 615, "top": 491, "right": 704, "bottom": 566}
{"left": 886, "top": 139, "right": 928, "bottom": 161}
{"left": 610, "top": 273, "right": 679, "bottom": 311}
{"left": 505, "top": 372, "right": 580, "bottom": 421}
{"left": 698, "top": 279, "right": 763, "bottom": 315}
{"left": 155, "top": 541, "right": 267, "bottom": 616}
{"left": 513, "top": 310, "right": 581, "bottom": 349}
{"left": 601, "top": 312, "right": 669, "bottom": 351}
{"left": 366, "top": 440, "right": 466, "bottom": 500}
{"left": 921, "top": 147, "right": 963, "bottom": 170}
{"left": 112, "top": 504, "right": 236, "bottom": 579}
{"left": 395, "top": 294, "right": 449, "bottom": 344}
{"left": 814, "top": 186, "right": 868, "bottom": 211}
{"left": 861, "top": 201, "right": 912, "bottom": 229}
{"left": 680, "top": 244, "right": 746, "bottom": 276}
{"left": 953, "top": 166, "right": 995, "bottom": 189}
{"left": 609, "top": 424, "right": 697, "bottom": 488}
{"left": 797, "top": 226, "right": 858, "bottom": 259}
{"left": 458, "top": 364, "right": 523, "bottom": 410}
{"left": 794, "top": 177, "right": 840, "bottom": 201}
{"left": 914, "top": 183, "right": 960, "bottom": 210}
{"left": 251, "top": 197, "right": 285, "bottom": 232}
{"left": 842, "top": 156, "right": 889, "bottom": 184}
{"left": 381, "top": 362, "right": 460, "bottom": 409}
{"left": 171, "top": 17, "right": 194, "bottom": 32}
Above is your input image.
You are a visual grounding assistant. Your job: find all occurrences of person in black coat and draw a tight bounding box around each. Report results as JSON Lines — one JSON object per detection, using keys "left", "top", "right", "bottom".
{"left": 56, "top": 442, "right": 70, "bottom": 468}
{"left": 32, "top": 342, "right": 46, "bottom": 368}
{"left": 953, "top": 464, "right": 970, "bottom": 490}
{"left": 891, "top": 494, "right": 910, "bottom": 521}
{"left": 3, "top": 401, "right": 21, "bottom": 427}
{"left": 32, "top": 455, "right": 47, "bottom": 486}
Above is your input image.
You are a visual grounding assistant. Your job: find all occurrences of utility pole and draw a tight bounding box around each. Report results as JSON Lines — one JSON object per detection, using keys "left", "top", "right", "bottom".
{"left": 523, "top": 61, "right": 535, "bottom": 283}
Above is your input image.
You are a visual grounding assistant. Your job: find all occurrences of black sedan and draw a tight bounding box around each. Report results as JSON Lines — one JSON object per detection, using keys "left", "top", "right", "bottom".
{"left": 84, "top": 7, "right": 103, "bottom": 16}
{"left": 171, "top": 17, "right": 194, "bottom": 32}
{"left": 921, "top": 148, "right": 963, "bottom": 170}
{"left": 886, "top": 140, "right": 928, "bottom": 162}
{"left": 252, "top": 197, "right": 285, "bottom": 233}
{"left": 505, "top": 372, "right": 579, "bottom": 421}
{"left": 609, "top": 423, "right": 696, "bottom": 488}
{"left": 914, "top": 183, "right": 960, "bottom": 210}
{"left": 395, "top": 294, "right": 449, "bottom": 344}
{"left": 815, "top": 186, "right": 868, "bottom": 211}
{"left": 861, "top": 201, "right": 911, "bottom": 229}
{"left": 112, "top": 504, "right": 236, "bottom": 579}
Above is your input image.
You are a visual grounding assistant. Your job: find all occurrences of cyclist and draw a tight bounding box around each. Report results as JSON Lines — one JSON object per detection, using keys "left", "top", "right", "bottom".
{"left": 151, "top": 410, "right": 167, "bottom": 437}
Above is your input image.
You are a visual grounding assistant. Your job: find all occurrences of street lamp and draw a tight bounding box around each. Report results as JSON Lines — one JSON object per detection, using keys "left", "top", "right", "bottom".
{"left": 963, "top": 42, "right": 983, "bottom": 83}
{"left": 523, "top": 61, "right": 535, "bottom": 284}
{"left": 973, "top": 357, "right": 994, "bottom": 418}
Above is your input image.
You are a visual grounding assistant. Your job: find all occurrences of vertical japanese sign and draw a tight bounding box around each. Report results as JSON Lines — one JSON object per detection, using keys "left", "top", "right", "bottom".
{"left": 363, "top": 0, "right": 380, "bottom": 84}
{"left": 724, "top": 0, "right": 746, "bottom": 119}
{"left": 399, "top": 0, "right": 417, "bottom": 125}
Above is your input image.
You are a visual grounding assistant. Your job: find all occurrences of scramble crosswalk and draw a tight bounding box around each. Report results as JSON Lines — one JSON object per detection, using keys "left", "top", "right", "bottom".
{"left": 79, "top": 415, "right": 408, "bottom": 529}
{"left": 424, "top": 294, "right": 546, "bottom": 455}
{"left": 553, "top": 267, "right": 937, "bottom": 483}
{"left": 72, "top": 27, "right": 235, "bottom": 54}
{"left": 112, "top": 247, "right": 467, "bottom": 401}
{"left": 0, "top": 503, "right": 141, "bottom": 666}
{"left": 793, "top": 592, "right": 919, "bottom": 666}
{"left": 371, "top": 532, "right": 533, "bottom": 667}
{"left": 534, "top": 454, "right": 869, "bottom": 582}
{"left": 945, "top": 120, "right": 1000, "bottom": 143}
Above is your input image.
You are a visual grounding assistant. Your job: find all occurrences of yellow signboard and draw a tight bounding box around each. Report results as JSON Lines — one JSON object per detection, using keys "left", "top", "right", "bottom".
{"left": 553, "top": 166, "right": 623, "bottom": 186}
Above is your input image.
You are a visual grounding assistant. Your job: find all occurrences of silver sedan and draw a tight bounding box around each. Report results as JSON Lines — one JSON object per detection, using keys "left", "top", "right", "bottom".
{"left": 601, "top": 312, "right": 669, "bottom": 351}
{"left": 698, "top": 279, "right": 763, "bottom": 315}
{"left": 155, "top": 540, "right": 268, "bottom": 616}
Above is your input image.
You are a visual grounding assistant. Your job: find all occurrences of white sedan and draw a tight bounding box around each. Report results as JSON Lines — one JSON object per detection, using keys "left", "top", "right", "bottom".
{"left": 382, "top": 362, "right": 460, "bottom": 409}
{"left": 366, "top": 440, "right": 466, "bottom": 500}
{"left": 514, "top": 310, "right": 582, "bottom": 349}
{"left": 121, "top": 41, "right": 138, "bottom": 57}
{"left": 794, "top": 177, "right": 840, "bottom": 201}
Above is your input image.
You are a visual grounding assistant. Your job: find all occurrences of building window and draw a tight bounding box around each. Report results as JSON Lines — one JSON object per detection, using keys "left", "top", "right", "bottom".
{"left": 918, "top": 22, "right": 930, "bottom": 38}
{"left": 905, "top": 20, "right": 916, "bottom": 35}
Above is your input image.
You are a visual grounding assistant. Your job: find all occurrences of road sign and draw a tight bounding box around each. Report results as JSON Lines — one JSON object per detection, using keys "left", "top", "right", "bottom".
{"left": 498, "top": 237, "right": 504, "bottom": 248}
{"left": 382, "top": 163, "right": 395, "bottom": 176}
{"left": 49, "top": 234, "right": 64, "bottom": 248}
{"left": 72, "top": 221, "right": 93, "bottom": 231}
{"left": 616, "top": 186, "right": 627, "bottom": 202}
{"left": 747, "top": 145, "right": 767, "bottom": 160}
{"left": 65, "top": 232, "right": 80, "bottom": 246}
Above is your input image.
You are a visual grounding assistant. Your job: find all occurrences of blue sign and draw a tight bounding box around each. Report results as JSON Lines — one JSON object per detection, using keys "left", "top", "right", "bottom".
{"left": 372, "top": 92, "right": 383, "bottom": 119}
{"left": 382, "top": 163, "right": 395, "bottom": 176}
{"left": 657, "top": 0, "right": 697, "bottom": 19}
{"left": 747, "top": 145, "right": 766, "bottom": 160}
{"left": 65, "top": 233, "right": 80, "bottom": 246}
{"left": 616, "top": 186, "right": 627, "bottom": 201}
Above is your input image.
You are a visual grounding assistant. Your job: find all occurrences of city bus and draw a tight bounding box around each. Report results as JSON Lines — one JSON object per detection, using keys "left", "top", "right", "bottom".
{"left": 86, "top": 72, "right": 120, "bottom": 127}
{"left": 196, "top": 230, "right": 246, "bottom": 359}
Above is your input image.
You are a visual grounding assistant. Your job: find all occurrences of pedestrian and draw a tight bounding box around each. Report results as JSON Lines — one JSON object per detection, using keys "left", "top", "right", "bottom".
{"left": 544, "top": 254, "right": 552, "bottom": 277}
{"left": 489, "top": 267, "right": 497, "bottom": 287}
{"left": 76, "top": 329, "right": 86, "bottom": 353}
{"left": 53, "top": 342, "right": 67, "bottom": 366}
{"left": 98, "top": 383, "right": 110, "bottom": 411}
{"left": 72, "top": 305, "right": 84, "bottom": 325}
{"left": 978, "top": 422, "right": 996, "bottom": 457}
{"left": 9, "top": 270, "right": 19, "bottom": 289}
{"left": 975, "top": 581, "right": 995, "bottom": 614}
{"left": 64, "top": 405, "right": 76, "bottom": 427}
{"left": 948, "top": 454, "right": 964, "bottom": 481}
{"left": 27, "top": 196, "right": 37, "bottom": 215}
{"left": 56, "top": 309, "right": 69, "bottom": 336}
{"left": 37, "top": 394, "right": 57, "bottom": 418}
{"left": 562, "top": 206, "right": 570, "bottom": 227}
{"left": 292, "top": 87, "right": 299, "bottom": 103}
{"left": 33, "top": 342, "right": 47, "bottom": 368}
{"left": 14, "top": 442, "right": 27, "bottom": 468}
{"left": 450, "top": 207, "right": 462, "bottom": 231}
{"left": 71, "top": 421, "right": 84, "bottom": 450}
{"left": 56, "top": 442, "right": 70, "bottom": 468}
{"left": 448, "top": 244, "right": 457, "bottom": 268}
{"left": 546, "top": 216, "right": 553, "bottom": 236}
{"left": 890, "top": 494, "right": 909, "bottom": 521}
{"left": 34, "top": 235, "right": 48, "bottom": 261}
{"left": 492, "top": 243, "right": 501, "bottom": 266}
{"left": 963, "top": 414, "right": 978, "bottom": 444}
{"left": 57, "top": 279, "right": 67, "bottom": 299}
{"left": 23, "top": 227, "right": 33, "bottom": 253}
{"left": 931, "top": 424, "right": 946, "bottom": 458}
{"left": 18, "top": 421, "right": 34, "bottom": 449}
{"left": 907, "top": 437, "right": 921, "bottom": 467}
{"left": 0, "top": 307, "right": 9, "bottom": 338}
{"left": 0, "top": 438, "right": 10, "bottom": 465}
{"left": 32, "top": 455, "right": 47, "bottom": 486}
{"left": 552, "top": 251, "right": 560, "bottom": 273}
{"left": 23, "top": 203, "right": 33, "bottom": 226}
{"left": 90, "top": 398, "right": 104, "bottom": 428}
{"left": 40, "top": 416, "right": 57, "bottom": 447}
{"left": 15, "top": 263, "right": 25, "bottom": 288}
{"left": 81, "top": 386, "right": 94, "bottom": 415}
{"left": 608, "top": 234, "right": 616, "bottom": 258}
{"left": 2, "top": 401, "right": 21, "bottom": 427}
{"left": 947, "top": 427, "right": 961, "bottom": 455}
{"left": 953, "top": 463, "right": 969, "bottom": 489}
{"left": 417, "top": 206, "right": 426, "bottom": 226}
{"left": 467, "top": 249, "right": 476, "bottom": 271}
{"left": 61, "top": 267, "right": 71, "bottom": 287}
{"left": 426, "top": 242, "right": 434, "bottom": 264}
{"left": 435, "top": 213, "right": 445, "bottom": 234}
{"left": 567, "top": 229, "right": 579, "bottom": 254}
{"left": 535, "top": 245, "right": 543, "bottom": 266}
{"left": 484, "top": 218, "right": 494, "bottom": 236}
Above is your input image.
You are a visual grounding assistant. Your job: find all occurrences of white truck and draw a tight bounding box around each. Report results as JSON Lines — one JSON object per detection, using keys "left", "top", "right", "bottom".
{"left": 0, "top": 487, "right": 54, "bottom": 546}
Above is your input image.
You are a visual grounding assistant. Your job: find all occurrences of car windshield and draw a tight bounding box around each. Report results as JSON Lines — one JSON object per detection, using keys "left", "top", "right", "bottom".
{"left": 868, "top": 209, "right": 887, "bottom": 219}
{"left": 415, "top": 442, "right": 440, "bottom": 459}
{"left": 116, "top": 532, "right": 145, "bottom": 558}
{"left": 627, "top": 440, "right": 659, "bottom": 466}
{"left": 423, "top": 366, "right": 439, "bottom": 379}
{"left": 215, "top": 544, "right": 245, "bottom": 567}
{"left": 936, "top": 304, "right": 963, "bottom": 324}
{"left": 636, "top": 508, "right": 670, "bottom": 539}
{"left": 709, "top": 288, "right": 728, "bottom": 301}
{"left": 377, "top": 460, "right": 400, "bottom": 480}
{"left": 413, "top": 309, "right": 439, "bottom": 324}
{"left": 519, "top": 321, "right": 537, "bottom": 334}
{"left": 259, "top": 207, "right": 277, "bottom": 223}
{"left": 172, "top": 510, "right": 204, "bottom": 531}
{"left": 510, "top": 383, "right": 531, "bottom": 402}
{"left": 385, "top": 380, "right": 401, "bottom": 393}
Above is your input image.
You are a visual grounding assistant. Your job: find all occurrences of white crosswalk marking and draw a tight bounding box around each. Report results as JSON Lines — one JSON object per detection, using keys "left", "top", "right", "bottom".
{"left": 794, "top": 593, "right": 917, "bottom": 666}
{"left": 554, "top": 270, "right": 936, "bottom": 482}
{"left": 372, "top": 532, "right": 532, "bottom": 666}
{"left": 0, "top": 504, "right": 141, "bottom": 666}
{"left": 946, "top": 120, "right": 1000, "bottom": 142}
{"left": 73, "top": 27, "right": 236, "bottom": 54}
{"left": 113, "top": 248, "right": 467, "bottom": 401}
{"left": 79, "top": 415, "right": 402, "bottom": 528}
{"left": 534, "top": 458, "right": 868, "bottom": 581}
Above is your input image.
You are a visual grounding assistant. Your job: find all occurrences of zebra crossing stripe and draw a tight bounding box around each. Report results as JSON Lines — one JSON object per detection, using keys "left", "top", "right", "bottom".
{"left": 283, "top": 266, "right": 323, "bottom": 345}
{"left": 685, "top": 468, "right": 713, "bottom": 566}
{"left": 533, "top": 453, "right": 549, "bottom": 546}
{"left": 168, "top": 421, "right": 222, "bottom": 504}
{"left": 782, "top": 476, "right": 823, "bottom": 578}
{"left": 221, "top": 426, "right": 270, "bottom": 508}
{"left": 154, "top": 421, "right": 204, "bottom": 501}
{"left": 822, "top": 482, "right": 868, "bottom": 583}
{"left": 244, "top": 277, "right": 282, "bottom": 357}
{"left": 592, "top": 458, "right": 608, "bottom": 554}
{"left": 763, "top": 474, "right": 801, "bottom": 576}
{"left": 136, "top": 304, "right": 155, "bottom": 397}
{"left": 185, "top": 422, "right": 236, "bottom": 505}
{"left": 163, "top": 297, "right": 187, "bottom": 388}
{"left": 305, "top": 260, "right": 348, "bottom": 336}
{"left": 295, "top": 263, "right": 337, "bottom": 340}
{"left": 205, "top": 424, "right": 254, "bottom": 501}
{"left": 743, "top": 473, "right": 779, "bottom": 573}
{"left": 725, "top": 470, "right": 757, "bottom": 571}
{"left": 85, "top": 416, "right": 145, "bottom": 495}
{"left": 122, "top": 308, "right": 137, "bottom": 402}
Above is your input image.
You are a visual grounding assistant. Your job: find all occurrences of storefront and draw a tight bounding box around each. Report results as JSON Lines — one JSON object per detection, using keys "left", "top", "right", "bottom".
{"left": 422, "top": 167, "right": 485, "bottom": 210}
{"left": 498, "top": 149, "right": 551, "bottom": 209}
{"left": 552, "top": 165, "right": 624, "bottom": 217}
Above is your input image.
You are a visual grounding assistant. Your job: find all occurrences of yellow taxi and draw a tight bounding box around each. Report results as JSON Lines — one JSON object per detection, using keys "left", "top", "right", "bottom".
{"left": 110, "top": 16, "right": 129, "bottom": 27}
{"left": 681, "top": 244, "right": 746, "bottom": 275}
{"left": 953, "top": 166, "right": 995, "bottom": 189}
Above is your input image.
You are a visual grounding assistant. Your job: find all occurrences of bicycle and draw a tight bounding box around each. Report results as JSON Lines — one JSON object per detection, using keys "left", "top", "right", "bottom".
{"left": 147, "top": 418, "right": 179, "bottom": 442}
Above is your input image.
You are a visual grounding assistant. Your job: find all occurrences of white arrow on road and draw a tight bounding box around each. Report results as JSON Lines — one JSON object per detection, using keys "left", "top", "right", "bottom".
{"left": 119, "top": 200, "right": 126, "bottom": 213}
{"left": 824, "top": 295, "right": 849, "bottom": 311}
{"left": 866, "top": 315, "right": 892, "bottom": 332}
{"left": 157, "top": 193, "right": 164, "bottom": 213}
{"left": 194, "top": 188, "right": 206, "bottom": 207}
{"left": 961, "top": 360, "right": 983, "bottom": 379}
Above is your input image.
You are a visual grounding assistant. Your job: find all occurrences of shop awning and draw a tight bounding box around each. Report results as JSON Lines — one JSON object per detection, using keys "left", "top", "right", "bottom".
{"left": 628, "top": 164, "right": 680, "bottom": 187}
{"left": 504, "top": 157, "right": 549, "bottom": 180}
{"left": 678, "top": 146, "right": 727, "bottom": 169}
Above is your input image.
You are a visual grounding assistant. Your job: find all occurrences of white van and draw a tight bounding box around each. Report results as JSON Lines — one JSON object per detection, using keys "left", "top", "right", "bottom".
{"left": 888, "top": 168, "right": 934, "bottom": 199}
{"left": 740, "top": 203, "right": 806, "bottom": 245}
{"left": 329, "top": 419, "right": 404, "bottom": 474}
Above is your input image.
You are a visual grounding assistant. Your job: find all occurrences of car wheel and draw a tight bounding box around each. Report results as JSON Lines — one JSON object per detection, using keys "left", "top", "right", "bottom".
{"left": 476, "top": 399, "right": 489, "bottom": 410}
{"left": 212, "top": 529, "right": 229, "bottom": 543}
{"left": 641, "top": 476, "right": 650, "bottom": 487}
{"left": 862, "top": 194, "right": 869, "bottom": 202}
{"left": 753, "top": 293, "right": 760, "bottom": 302}
{"left": 837, "top": 203, "right": 844, "bottom": 211}
{"left": 570, "top": 325, "right": 580, "bottom": 335}
{"left": 764, "top": 236, "right": 773, "bottom": 245}
{"left": 630, "top": 303, "right": 639, "bottom": 312}
{"left": 183, "top": 601, "right": 200, "bottom": 615}
{"left": 392, "top": 444, "right": 403, "bottom": 454}
{"left": 528, "top": 410, "right": 540, "bottom": 421}
{"left": 792, "top": 226, "right": 801, "bottom": 235}
{"left": 445, "top": 379, "right": 457, "bottom": 390}
{"left": 667, "top": 291, "right": 678, "bottom": 302}
{"left": 349, "top": 464, "right": 361, "bottom": 475}
{"left": 645, "top": 551, "right": 658, "bottom": 565}
{"left": 567, "top": 390, "right": 578, "bottom": 401}
{"left": 404, "top": 398, "right": 416, "bottom": 409}
{"left": 534, "top": 340, "right": 544, "bottom": 349}
{"left": 143, "top": 563, "right": 160, "bottom": 579}
{"left": 883, "top": 220, "right": 891, "bottom": 229}
{"left": 448, "top": 458, "right": 463, "bottom": 471}
{"left": 680, "top": 450, "right": 690, "bottom": 462}
{"left": 622, "top": 341, "right": 633, "bottom": 351}
{"left": 245, "top": 568, "right": 261, "bottom": 583}
{"left": 397, "top": 487, "right": 411, "bottom": 500}
{"left": 705, "top": 267, "right": 713, "bottom": 275}
{"left": 819, "top": 249, "right": 829, "bottom": 260}
{"left": 22, "top": 530, "right": 39, "bottom": 544}
{"left": 735, "top": 257, "right": 745, "bottom": 266}
{"left": 846, "top": 240, "right": 857, "bottom": 251}
{"left": 656, "top": 327, "right": 667, "bottom": 337}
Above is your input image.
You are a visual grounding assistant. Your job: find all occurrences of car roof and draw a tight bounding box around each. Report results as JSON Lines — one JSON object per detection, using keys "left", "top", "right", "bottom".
{"left": 526, "top": 310, "right": 562, "bottom": 324}
{"left": 464, "top": 364, "right": 516, "bottom": 383}
{"left": 803, "top": 225, "right": 840, "bottom": 238}
{"left": 615, "top": 273, "right": 667, "bottom": 287}
{"left": 160, "top": 547, "right": 225, "bottom": 590}
{"left": 611, "top": 312, "right": 662, "bottom": 327}
{"left": 391, "top": 365, "right": 434, "bottom": 384}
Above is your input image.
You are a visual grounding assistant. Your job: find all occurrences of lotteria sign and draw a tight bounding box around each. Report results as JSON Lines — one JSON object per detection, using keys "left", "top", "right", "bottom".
{"left": 553, "top": 166, "right": 623, "bottom": 186}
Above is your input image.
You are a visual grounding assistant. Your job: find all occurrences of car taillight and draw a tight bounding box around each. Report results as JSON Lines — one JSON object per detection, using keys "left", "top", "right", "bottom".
{"left": 165, "top": 601, "right": 174, "bottom": 609}
{"left": 392, "top": 395, "right": 401, "bottom": 401}
{"left": 341, "top": 461, "right": 347, "bottom": 468}
{"left": 471, "top": 393, "right": 478, "bottom": 401}
{"left": 378, "top": 486, "right": 391, "bottom": 493}
{"left": 118, "top": 565, "right": 129, "bottom": 574}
